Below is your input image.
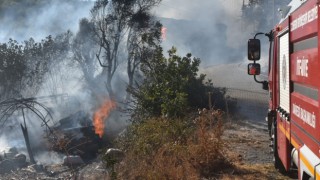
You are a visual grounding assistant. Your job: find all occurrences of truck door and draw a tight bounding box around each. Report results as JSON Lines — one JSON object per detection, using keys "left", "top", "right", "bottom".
{"left": 277, "top": 30, "right": 291, "bottom": 170}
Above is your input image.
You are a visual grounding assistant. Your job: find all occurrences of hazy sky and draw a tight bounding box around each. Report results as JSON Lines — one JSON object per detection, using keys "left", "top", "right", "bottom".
{"left": 154, "top": 0, "right": 243, "bottom": 21}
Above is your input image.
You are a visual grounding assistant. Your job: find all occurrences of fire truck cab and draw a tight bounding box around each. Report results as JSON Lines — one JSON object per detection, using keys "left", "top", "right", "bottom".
{"left": 247, "top": 0, "right": 320, "bottom": 179}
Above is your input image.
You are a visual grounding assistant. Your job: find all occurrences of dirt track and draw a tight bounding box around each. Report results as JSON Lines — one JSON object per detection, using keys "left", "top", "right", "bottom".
{"left": 221, "top": 120, "right": 296, "bottom": 180}
{"left": 200, "top": 63, "right": 297, "bottom": 179}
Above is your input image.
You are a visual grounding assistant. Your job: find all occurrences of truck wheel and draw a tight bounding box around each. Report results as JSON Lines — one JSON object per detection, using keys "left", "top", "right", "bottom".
{"left": 271, "top": 121, "right": 286, "bottom": 172}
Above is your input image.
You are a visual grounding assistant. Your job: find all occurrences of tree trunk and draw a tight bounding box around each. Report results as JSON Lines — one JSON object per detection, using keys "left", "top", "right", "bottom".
{"left": 20, "top": 124, "right": 36, "bottom": 164}
{"left": 21, "top": 109, "right": 36, "bottom": 164}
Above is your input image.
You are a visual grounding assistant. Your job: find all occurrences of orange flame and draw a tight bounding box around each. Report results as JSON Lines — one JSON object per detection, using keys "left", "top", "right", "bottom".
{"left": 161, "top": 27, "right": 167, "bottom": 40}
{"left": 93, "top": 99, "right": 116, "bottom": 138}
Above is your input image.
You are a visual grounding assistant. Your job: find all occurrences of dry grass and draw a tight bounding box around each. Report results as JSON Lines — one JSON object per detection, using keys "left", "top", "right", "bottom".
{"left": 188, "top": 109, "right": 231, "bottom": 178}
{"left": 217, "top": 163, "right": 292, "bottom": 180}
{"left": 105, "top": 109, "right": 295, "bottom": 180}
{"left": 112, "top": 109, "right": 232, "bottom": 179}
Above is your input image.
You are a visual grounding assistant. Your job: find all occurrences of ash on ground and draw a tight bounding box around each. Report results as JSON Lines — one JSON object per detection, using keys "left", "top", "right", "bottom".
{"left": 0, "top": 111, "right": 113, "bottom": 179}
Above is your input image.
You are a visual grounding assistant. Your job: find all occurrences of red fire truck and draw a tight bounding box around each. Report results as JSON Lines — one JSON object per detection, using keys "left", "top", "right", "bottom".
{"left": 247, "top": 0, "right": 319, "bottom": 179}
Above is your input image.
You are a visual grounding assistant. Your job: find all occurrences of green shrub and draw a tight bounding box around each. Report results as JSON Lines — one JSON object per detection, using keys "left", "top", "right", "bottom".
{"left": 129, "top": 47, "right": 232, "bottom": 122}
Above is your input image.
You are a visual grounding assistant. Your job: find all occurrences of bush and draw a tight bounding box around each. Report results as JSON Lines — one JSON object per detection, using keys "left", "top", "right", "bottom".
{"left": 130, "top": 47, "right": 229, "bottom": 121}
{"left": 111, "top": 109, "right": 232, "bottom": 179}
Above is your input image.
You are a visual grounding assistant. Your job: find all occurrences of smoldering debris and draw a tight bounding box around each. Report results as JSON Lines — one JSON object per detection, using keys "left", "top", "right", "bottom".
{"left": 63, "top": 155, "right": 85, "bottom": 166}
{"left": 48, "top": 111, "right": 103, "bottom": 161}
{"left": 0, "top": 146, "right": 27, "bottom": 175}
{"left": 0, "top": 97, "right": 104, "bottom": 178}
{"left": 0, "top": 161, "right": 108, "bottom": 180}
{"left": 0, "top": 110, "right": 106, "bottom": 179}
{"left": 0, "top": 140, "right": 107, "bottom": 179}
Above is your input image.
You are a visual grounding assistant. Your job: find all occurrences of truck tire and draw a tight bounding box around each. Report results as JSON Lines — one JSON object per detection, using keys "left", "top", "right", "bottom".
{"left": 271, "top": 121, "right": 286, "bottom": 172}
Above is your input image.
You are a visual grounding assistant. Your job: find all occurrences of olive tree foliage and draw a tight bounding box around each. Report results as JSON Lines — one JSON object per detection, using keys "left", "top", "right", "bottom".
{"left": 0, "top": 34, "right": 71, "bottom": 101}
{"left": 130, "top": 47, "right": 216, "bottom": 120}
{"left": 90, "top": 0, "right": 161, "bottom": 98}
{"left": 128, "top": 46, "right": 232, "bottom": 121}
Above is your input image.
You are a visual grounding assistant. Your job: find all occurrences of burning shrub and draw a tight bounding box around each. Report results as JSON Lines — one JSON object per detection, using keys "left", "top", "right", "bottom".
{"left": 111, "top": 109, "right": 231, "bottom": 179}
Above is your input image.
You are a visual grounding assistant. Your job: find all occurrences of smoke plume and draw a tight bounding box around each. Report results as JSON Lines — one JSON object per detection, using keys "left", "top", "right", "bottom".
{"left": 0, "top": 0, "right": 96, "bottom": 164}
{"left": 0, "top": 0, "right": 93, "bottom": 42}
{"left": 154, "top": 0, "right": 288, "bottom": 66}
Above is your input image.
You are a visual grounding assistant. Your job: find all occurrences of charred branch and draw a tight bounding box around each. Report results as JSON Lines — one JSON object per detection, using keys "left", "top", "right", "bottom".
{"left": 21, "top": 109, "right": 35, "bottom": 164}
{"left": 0, "top": 96, "right": 61, "bottom": 163}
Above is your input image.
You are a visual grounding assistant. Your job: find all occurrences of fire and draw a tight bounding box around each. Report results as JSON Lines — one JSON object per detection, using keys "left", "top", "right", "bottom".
{"left": 93, "top": 99, "right": 116, "bottom": 138}
{"left": 161, "top": 27, "right": 167, "bottom": 40}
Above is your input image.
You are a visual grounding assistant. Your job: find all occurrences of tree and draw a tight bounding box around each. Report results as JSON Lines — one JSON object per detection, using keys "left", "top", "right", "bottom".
{"left": 72, "top": 18, "right": 106, "bottom": 100}
{"left": 42, "top": 32, "right": 73, "bottom": 95}
{"left": 126, "top": 20, "right": 162, "bottom": 100}
{"left": 0, "top": 39, "right": 25, "bottom": 99}
{"left": 129, "top": 46, "right": 230, "bottom": 120}
{"left": 0, "top": 34, "right": 71, "bottom": 101}
{"left": 130, "top": 47, "right": 209, "bottom": 119}
{"left": 90, "top": 0, "right": 161, "bottom": 98}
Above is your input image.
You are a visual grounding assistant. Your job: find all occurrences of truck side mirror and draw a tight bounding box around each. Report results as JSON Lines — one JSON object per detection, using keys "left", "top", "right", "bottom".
{"left": 248, "top": 63, "right": 261, "bottom": 75}
{"left": 248, "top": 39, "right": 261, "bottom": 60}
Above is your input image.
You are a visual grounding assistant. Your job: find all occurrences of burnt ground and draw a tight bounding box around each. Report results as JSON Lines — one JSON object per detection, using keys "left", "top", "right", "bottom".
{"left": 0, "top": 159, "right": 109, "bottom": 180}
{"left": 0, "top": 118, "right": 297, "bottom": 180}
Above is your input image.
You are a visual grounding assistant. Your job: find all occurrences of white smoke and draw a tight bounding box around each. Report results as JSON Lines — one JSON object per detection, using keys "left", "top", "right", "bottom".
{"left": 0, "top": 0, "right": 93, "bottom": 42}
{"left": 153, "top": 0, "right": 286, "bottom": 66}
{"left": 153, "top": 0, "right": 245, "bottom": 65}
{"left": 35, "top": 151, "right": 64, "bottom": 165}
{"left": 0, "top": 136, "right": 10, "bottom": 153}
{"left": 0, "top": 0, "right": 96, "bottom": 165}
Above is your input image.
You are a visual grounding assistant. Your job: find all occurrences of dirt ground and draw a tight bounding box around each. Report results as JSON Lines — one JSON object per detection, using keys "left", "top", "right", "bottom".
{"left": 219, "top": 120, "right": 297, "bottom": 180}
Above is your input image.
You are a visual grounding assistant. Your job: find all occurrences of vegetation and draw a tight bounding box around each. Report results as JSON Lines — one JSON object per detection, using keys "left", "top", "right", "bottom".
{"left": 113, "top": 109, "right": 231, "bottom": 179}
{"left": 129, "top": 47, "right": 228, "bottom": 120}
{"left": 90, "top": 0, "right": 162, "bottom": 97}
{"left": 0, "top": 34, "right": 70, "bottom": 100}
{"left": 106, "top": 47, "right": 233, "bottom": 179}
{"left": 0, "top": 1, "right": 236, "bottom": 179}
{"left": 0, "top": 0, "right": 163, "bottom": 102}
